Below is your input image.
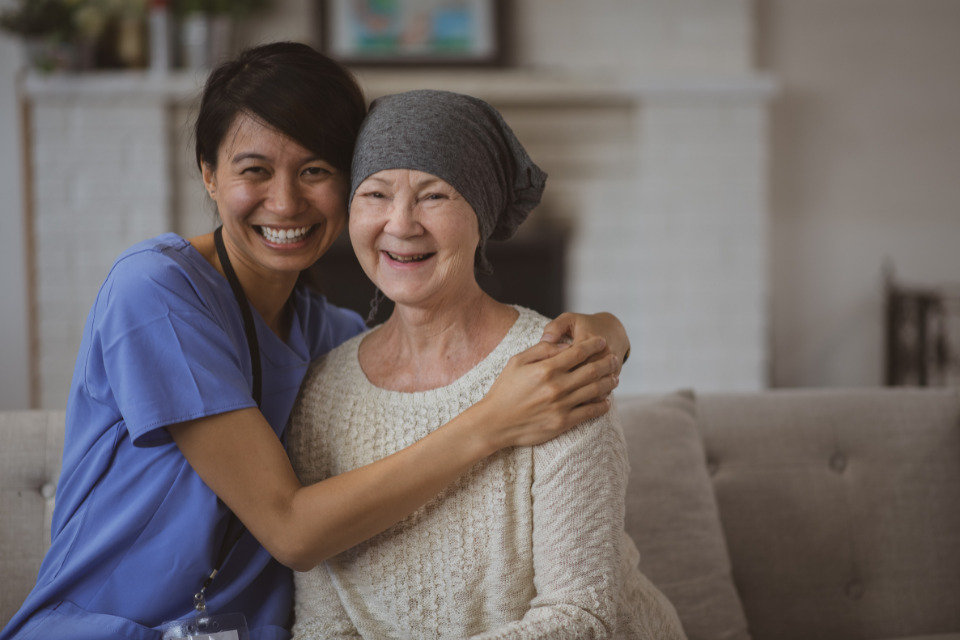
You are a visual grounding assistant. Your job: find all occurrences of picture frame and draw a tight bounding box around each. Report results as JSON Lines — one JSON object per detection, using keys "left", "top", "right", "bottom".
{"left": 319, "top": 0, "right": 506, "bottom": 66}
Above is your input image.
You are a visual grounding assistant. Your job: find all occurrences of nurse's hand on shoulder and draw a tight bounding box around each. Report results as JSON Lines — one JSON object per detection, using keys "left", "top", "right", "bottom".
{"left": 471, "top": 335, "right": 619, "bottom": 450}
{"left": 540, "top": 311, "right": 631, "bottom": 373}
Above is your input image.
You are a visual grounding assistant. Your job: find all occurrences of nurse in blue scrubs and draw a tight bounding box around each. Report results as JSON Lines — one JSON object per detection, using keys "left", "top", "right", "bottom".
{"left": 0, "top": 42, "right": 628, "bottom": 640}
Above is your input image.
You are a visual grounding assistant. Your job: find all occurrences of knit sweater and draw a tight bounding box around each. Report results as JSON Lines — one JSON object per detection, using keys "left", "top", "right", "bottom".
{"left": 288, "top": 306, "right": 685, "bottom": 639}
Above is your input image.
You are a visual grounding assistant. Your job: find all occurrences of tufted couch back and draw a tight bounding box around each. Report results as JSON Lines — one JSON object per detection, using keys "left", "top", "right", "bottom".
{"left": 621, "top": 388, "right": 960, "bottom": 640}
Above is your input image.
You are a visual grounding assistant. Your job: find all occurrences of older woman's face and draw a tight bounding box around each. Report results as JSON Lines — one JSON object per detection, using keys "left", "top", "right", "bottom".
{"left": 350, "top": 169, "right": 481, "bottom": 310}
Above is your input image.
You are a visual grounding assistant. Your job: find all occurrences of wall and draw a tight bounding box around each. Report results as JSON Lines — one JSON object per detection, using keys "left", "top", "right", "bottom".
{"left": 488, "top": 0, "right": 769, "bottom": 393}
{"left": 760, "top": 0, "right": 960, "bottom": 386}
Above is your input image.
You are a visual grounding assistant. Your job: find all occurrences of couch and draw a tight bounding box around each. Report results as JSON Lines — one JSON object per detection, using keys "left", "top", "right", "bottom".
{"left": 2, "top": 388, "right": 959, "bottom": 639}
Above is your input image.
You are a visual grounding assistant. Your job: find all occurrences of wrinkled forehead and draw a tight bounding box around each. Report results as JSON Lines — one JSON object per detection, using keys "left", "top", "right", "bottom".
{"left": 360, "top": 169, "right": 460, "bottom": 191}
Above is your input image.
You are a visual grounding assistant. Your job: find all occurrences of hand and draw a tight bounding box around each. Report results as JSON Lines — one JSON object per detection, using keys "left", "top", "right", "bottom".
{"left": 472, "top": 336, "right": 619, "bottom": 450}
{"left": 541, "top": 312, "right": 631, "bottom": 374}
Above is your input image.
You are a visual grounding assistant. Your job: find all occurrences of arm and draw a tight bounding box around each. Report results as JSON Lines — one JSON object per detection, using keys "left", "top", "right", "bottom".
{"left": 541, "top": 312, "right": 630, "bottom": 373}
{"left": 169, "top": 337, "right": 619, "bottom": 572}
{"left": 470, "top": 407, "right": 630, "bottom": 639}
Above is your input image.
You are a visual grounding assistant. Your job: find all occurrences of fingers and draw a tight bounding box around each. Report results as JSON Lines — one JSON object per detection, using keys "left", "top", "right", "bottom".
{"left": 513, "top": 340, "right": 572, "bottom": 365}
{"left": 540, "top": 312, "right": 577, "bottom": 345}
{"left": 512, "top": 335, "right": 608, "bottom": 367}
{"left": 511, "top": 337, "right": 618, "bottom": 405}
{"left": 565, "top": 395, "right": 613, "bottom": 426}
{"left": 536, "top": 336, "right": 610, "bottom": 371}
{"left": 563, "top": 369, "right": 618, "bottom": 408}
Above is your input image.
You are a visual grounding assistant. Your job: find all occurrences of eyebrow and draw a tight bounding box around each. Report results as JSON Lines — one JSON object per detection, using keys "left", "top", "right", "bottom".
{"left": 230, "top": 152, "right": 269, "bottom": 164}
{"left": 363, "top": 175, "right": 451, "bottom": 189}
{"left": 230, "top": 152, "right": 329, "bottom": 165}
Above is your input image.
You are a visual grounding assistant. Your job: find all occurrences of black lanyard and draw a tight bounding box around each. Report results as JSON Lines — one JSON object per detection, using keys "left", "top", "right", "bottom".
{"left": 195, "top": 226, "right": 262, "bottom": 613}
{"left": 214, "top": 225, "right": 262, "bottom": 406}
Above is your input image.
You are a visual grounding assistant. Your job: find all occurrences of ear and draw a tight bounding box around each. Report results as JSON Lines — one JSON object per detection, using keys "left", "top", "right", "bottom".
{"left": 201, "top": 159, "right": 217, "bottom": 198}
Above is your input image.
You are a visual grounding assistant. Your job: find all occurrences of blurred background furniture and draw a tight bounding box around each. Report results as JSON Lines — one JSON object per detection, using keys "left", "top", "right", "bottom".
{"left": 885, "top": 267, "right": 960, "bottom": 386}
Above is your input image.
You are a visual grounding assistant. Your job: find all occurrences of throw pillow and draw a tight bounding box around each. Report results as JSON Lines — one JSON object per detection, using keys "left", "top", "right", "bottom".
{"left": 618, "top": 390, "right": 750, "bottom": 640}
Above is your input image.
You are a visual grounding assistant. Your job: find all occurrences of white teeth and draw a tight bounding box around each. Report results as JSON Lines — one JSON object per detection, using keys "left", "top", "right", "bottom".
{"left": 260, "top": 225, "right": 312, "bottom": 244}
{"left": 387, "top": 252, "right": 429, "bottom": 263}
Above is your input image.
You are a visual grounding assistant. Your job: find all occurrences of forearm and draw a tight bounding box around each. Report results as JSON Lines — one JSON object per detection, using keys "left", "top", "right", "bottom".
{"left": 173, "top": 403, "right": 499, "bottom": 572}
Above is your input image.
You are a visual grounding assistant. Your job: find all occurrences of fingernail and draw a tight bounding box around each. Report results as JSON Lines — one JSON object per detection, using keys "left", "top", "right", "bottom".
{"left": 540, "top": 333, "right": 556, "bottom": 343}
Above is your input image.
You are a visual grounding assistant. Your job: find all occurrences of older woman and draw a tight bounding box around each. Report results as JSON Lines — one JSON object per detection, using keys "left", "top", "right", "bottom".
{"left": 289, "top": 90, "right": 685, "bottom": 639}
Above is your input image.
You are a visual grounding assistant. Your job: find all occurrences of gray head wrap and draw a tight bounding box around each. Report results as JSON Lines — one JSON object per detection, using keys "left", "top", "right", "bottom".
{"left": 350, "top": 89, "right": 547, "bottom": 273}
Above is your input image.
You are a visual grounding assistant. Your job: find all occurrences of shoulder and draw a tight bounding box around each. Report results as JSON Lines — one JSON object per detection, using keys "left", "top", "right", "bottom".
{"left": 487, "top": 305, "right": 548, "bottom": 354}
{"left": 533, "top": 406, "right": 627, "bottom": 482}
{"left": 101, "top": 233, "right": 210, "bottom": 303}
{"left": 85, "top": 233, "right": 236, "bottom": 344}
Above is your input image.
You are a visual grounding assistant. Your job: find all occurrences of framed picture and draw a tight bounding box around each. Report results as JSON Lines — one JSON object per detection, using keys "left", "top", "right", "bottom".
{"left": 320, "top": 0, "right": 505, "bottom": 66}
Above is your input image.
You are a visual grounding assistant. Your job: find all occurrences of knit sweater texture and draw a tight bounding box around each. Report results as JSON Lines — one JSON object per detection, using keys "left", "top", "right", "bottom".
{"left": 289, "top": 306, "right": 685, "bottom": 639}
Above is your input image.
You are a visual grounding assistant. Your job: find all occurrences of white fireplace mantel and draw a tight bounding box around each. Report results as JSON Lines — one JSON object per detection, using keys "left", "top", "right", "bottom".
{"left": 22, "top": 68, "right": 778, "bottom": 105}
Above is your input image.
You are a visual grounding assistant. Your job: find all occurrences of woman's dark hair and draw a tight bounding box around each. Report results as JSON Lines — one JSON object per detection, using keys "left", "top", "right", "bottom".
{"left": 194, "top": 41, "right": 367, "bottom": 173}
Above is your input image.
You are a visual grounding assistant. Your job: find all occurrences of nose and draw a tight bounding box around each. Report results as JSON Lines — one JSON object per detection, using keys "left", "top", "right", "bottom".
{"left": 266, "top": 174, "right": 306, "bottom": 216}
{"left": 383, "top": 197, "right": 422, "bottom": 238}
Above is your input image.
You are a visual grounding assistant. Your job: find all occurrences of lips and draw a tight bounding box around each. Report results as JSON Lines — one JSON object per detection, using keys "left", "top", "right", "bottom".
{"left": 257, "top": 225, "right": 314, "bottom": 244}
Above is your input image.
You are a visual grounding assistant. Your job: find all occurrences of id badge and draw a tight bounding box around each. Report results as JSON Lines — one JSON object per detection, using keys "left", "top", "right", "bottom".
{"left": 161, "top": 613, "right": 250, "bottom": 640}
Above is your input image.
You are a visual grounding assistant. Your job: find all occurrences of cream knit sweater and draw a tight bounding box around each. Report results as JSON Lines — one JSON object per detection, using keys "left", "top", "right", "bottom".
{"left": 288, "top": 307, "right": 685, "bottom": 639}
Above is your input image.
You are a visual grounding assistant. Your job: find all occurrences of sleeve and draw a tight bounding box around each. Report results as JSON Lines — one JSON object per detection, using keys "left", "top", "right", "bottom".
{"left": 470, "top": 407, "right": 630, "bottom": 640}
{"left": 292, "top": 566, "right": 361, "bottom": 639}
{"left": 87, "top": 251, "right": 257, "bottom": 446}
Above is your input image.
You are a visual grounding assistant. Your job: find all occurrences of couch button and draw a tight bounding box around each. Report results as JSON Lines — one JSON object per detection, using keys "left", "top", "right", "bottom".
{"left": 706, "top": 460, "right": 719, "bottom": 476}
{"left": 40, "top": 482, "right": 57, "bottom": 500}
{"left": 829, "top": 452, "right": 847, "bottom": 473}
{"left": 845, "top": 580, "right": 865, "bottom": 600}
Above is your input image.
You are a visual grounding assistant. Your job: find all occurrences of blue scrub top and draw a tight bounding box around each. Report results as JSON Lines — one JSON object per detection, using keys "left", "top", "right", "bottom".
{"left": 1, "top": 234, "right": 365, "bottom": 640}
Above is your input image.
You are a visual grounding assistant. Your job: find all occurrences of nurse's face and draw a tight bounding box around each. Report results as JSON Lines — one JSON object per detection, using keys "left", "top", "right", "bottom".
{"left": 201, "top": 113, "right": 348, "bottom": 282}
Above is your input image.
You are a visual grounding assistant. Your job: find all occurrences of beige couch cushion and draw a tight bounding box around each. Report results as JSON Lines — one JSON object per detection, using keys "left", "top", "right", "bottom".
{"left": 0, "top": 410, "right": 66, "bottom": 628}
{"left": 619, "top": 391, "right": 750, "bottom": 640}
{"left": 698, "top": 388, "right": 960, "bottom": 640}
